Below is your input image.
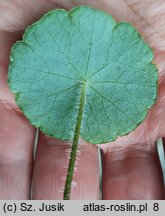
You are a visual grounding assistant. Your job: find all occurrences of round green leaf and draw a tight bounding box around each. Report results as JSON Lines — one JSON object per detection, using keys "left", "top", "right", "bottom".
{"left": 8, "top": 6, "right": 157, "bottom": 144}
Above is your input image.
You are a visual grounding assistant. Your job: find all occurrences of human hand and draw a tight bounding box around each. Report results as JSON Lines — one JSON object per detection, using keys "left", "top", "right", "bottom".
{"left": 0, "top": 0, "right": 164, "bottom": 199}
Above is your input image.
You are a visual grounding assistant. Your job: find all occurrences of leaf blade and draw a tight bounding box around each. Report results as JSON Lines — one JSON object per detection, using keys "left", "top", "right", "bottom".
{"left": 8, "top": 6, "right": 158, "bottom": 144}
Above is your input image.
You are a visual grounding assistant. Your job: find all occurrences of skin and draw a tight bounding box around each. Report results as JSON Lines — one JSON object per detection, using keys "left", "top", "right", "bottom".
{"left": 0, "top": 0, "right": 165, "bottom": 200}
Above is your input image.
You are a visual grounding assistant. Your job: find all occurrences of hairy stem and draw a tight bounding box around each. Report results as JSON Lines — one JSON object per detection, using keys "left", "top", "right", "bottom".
{"left": 63, "top": 81, "right": 87, "bottom": 200}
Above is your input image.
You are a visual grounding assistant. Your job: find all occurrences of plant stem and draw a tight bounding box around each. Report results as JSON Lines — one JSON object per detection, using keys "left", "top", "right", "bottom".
{"left": 63, "top": 81, "right": 87, "bottom": 200}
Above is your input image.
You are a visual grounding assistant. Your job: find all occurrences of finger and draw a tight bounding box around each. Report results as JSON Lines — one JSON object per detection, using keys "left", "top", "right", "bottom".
{"left": 0, "top": 22, "right": 36, "bottom": 200}
{"left": 0, "top": 0, "right": 59, "bottom": 32}
{"left": 0, "top": 101, "right": 35, "bottom": 199}
{"left": 51, "top": 0, "right": 109, "bottom": 10}
{"left": 101, "top": 142, "right": 164, "bottom": 199}
{"left": 162, "top": 138, "right": 165, "bottom": 198}
{"left": 32, "top": 133, "right": 100, "bottom": 199}
{"left": 27, "top": 0, "right": 104, "bottom": 200}
{"left": 0, "top": 0, "right": 59, "bottom": 199}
